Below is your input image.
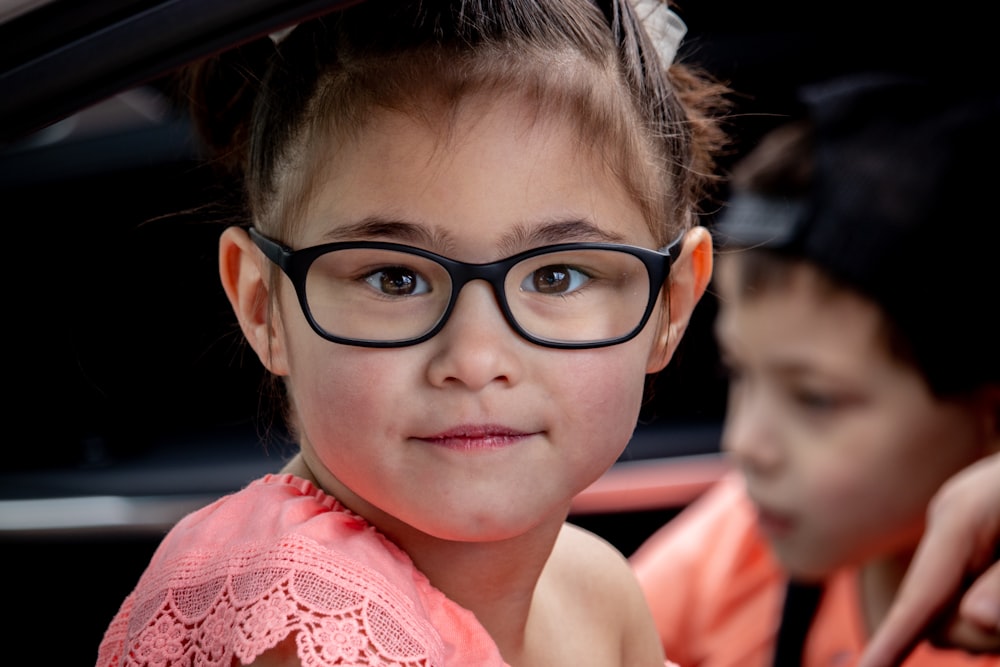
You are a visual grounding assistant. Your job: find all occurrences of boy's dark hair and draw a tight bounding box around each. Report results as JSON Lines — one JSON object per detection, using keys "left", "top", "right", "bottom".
{"left": 715, "top": 72, "right": 1000, "bottom": 396}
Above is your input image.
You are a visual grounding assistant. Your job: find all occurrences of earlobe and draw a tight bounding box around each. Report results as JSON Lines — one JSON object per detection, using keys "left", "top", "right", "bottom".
{"left": 646, "top": 225, "right": 714, "bottom": 373}
{"left": 218, "top": 226, "right": 290, "bottom": 376}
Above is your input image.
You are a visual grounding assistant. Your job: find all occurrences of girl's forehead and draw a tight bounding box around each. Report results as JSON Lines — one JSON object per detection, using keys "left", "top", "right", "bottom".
{"left": 292, "top": 96, "right": 654, "bottom": 248}
{"left": 317, "top": 86, "right": 617, "bottom": 163}
{"left": 278, "top": 58, "right": 664, "bottom": 233}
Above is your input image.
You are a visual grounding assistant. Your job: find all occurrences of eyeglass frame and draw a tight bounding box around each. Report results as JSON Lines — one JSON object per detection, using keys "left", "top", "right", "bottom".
{"left": 248, "top": 226, "right": 684, "bottom": 349}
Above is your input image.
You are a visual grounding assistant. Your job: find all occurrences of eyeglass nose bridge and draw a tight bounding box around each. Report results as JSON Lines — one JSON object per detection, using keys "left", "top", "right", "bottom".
{"left": 431, "top": 255, "right": 531, "bottom": 343}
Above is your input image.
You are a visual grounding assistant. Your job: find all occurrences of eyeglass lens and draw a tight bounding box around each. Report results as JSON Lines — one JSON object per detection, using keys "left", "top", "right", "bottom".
{"left": 303, "top": 247, "right": 653, "bottom": 345}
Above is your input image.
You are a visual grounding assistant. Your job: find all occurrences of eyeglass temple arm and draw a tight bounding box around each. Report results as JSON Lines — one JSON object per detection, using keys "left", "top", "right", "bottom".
{"left": 248, "top": 226, "right": 291, "bottom": 268}
{"left": 660, "top": 231, "right": 685, "bottom": 263}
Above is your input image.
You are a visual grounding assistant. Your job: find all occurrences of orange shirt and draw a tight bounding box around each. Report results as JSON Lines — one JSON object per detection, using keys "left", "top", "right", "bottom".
{"left": 630, "top": 473, "right": 999, "bottom": 667}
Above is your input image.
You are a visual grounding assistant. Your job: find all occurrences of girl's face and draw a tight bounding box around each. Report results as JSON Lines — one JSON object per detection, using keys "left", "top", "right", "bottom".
{"left": 714, "top": 256, "right": 992, "bottom": 579}
{"left": 257, "top": 95, "right": 686, "bottom": 543}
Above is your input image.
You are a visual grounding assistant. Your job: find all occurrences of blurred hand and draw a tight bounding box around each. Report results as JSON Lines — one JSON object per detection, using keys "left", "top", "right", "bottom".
{"left": 857, "top": 452, "right": 1000, "bottom": 667}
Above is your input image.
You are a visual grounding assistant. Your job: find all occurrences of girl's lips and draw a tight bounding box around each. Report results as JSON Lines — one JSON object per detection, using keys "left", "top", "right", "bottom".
{"left": 418, "top": 425, "right": 535, "bottom": 451}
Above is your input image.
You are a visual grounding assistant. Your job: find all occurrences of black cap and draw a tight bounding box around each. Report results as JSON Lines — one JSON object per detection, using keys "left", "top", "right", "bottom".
{"left": 715, "top": 73, "right": 1000, "bottom": 394}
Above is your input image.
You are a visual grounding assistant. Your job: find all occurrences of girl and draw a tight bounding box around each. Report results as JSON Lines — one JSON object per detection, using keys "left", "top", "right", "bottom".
{"left": 631, "top": 74, "right": 1000, "bottom": 666}
{"left": 95, "top": 0, "right": 729, "bottom": 665}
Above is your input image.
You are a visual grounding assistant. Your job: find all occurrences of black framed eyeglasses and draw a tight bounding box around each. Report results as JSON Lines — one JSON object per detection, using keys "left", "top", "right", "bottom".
{"left": 249, "top": 227, "right": 683, "bottom": 349}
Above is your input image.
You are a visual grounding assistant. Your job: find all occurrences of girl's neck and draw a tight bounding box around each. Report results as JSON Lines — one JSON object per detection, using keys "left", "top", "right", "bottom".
{"left": 280, "top": 452, "right": 565, "bottom": 659}
{"left": 381, "top": 509, "right": 566, "bottom": 659}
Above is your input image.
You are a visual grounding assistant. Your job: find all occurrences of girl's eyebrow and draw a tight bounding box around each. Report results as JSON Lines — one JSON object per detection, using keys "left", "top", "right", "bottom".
{"left": 499, "top": 219, "right": 628, "bottom": 252}
{"left": 321, "top": 217, "right": 441, "bottom": 245}
{"left": 322, "top": 216, "right": 626, "bottom": 251}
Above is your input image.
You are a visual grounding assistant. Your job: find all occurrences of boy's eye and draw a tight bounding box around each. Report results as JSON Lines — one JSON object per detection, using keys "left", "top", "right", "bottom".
{"left": 521, "top": 265, "right": 590, "bottom": 295}
{"left": 364, "top": 266, "right": 431, "bottom": 296}
{"left": 791, "top": 388, "right": 841, "bottom": 412}
{"left": 718, "top": 357, "right": 744, "bottom": 385}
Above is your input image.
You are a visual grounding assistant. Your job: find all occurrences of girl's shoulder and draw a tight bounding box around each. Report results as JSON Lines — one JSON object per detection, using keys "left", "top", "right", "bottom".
{"left": 552, "top": 521, "right": 634, "bottom": 583}
{"left": 96, "top": 473, "right": 508, "bottom": 667}
{"left": 547, "top": 522, "right": 648, "bottom": 617}
{"left": 542, "top": 522, "right": 668, "bottom": 666}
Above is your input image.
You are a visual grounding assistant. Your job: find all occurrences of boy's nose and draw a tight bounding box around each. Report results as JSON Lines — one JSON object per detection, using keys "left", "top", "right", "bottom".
{"left": 721, "top": 390, "right": 782, "bottom": 475}
{"left": 425, "top": 281, "right": 524, "bottom": 390}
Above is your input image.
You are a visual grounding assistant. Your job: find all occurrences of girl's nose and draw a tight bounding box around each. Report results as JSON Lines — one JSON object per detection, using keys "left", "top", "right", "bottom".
{"left": 425, "top": 281, "right": 525, "bottom": 390}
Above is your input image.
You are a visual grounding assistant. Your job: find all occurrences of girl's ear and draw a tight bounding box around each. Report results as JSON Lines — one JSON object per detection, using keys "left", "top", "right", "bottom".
{"left": 218, "top": 226, "right": 290, "bottom": 376}
{"left": 647, "top": 225, "right": 714, "bottom": 373}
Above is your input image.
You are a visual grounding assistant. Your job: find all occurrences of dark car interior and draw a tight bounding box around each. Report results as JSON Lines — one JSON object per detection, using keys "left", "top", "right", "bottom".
{"left": 1, "top": 0, "right": 990, "bottom": 663}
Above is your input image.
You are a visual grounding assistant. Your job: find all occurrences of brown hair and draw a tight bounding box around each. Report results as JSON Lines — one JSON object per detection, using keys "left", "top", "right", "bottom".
{"left": 183, "top": 0, "right": 730, "bottom": 247}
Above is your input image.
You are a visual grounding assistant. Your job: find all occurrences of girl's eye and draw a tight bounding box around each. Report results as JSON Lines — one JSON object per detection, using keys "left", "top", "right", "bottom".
{"left": 521, "top": 264, "right": 590, "bottom": 295}
{"left": 363, "top": 266, "right": 431, "bottom": 296}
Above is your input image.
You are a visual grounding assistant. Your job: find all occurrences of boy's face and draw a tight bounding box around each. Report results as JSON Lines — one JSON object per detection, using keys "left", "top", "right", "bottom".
{"left": 713, "top": 255, "right": 991, "bottom": 579}
{"left": 255, "top": 94, "right": 691, "bottom": 544}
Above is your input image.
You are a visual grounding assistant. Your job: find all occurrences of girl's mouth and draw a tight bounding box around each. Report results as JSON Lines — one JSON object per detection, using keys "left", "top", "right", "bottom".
{"left": 418, "top": 425, "right": 535, "bottom": 451}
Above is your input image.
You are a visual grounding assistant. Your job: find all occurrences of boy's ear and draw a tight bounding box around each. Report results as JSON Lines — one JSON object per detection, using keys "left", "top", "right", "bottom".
{"left": 647, "top": 225, "right": 714, "bottom": 373}
{"left": 218, "top": 226, "right": 290, "bottom": 376}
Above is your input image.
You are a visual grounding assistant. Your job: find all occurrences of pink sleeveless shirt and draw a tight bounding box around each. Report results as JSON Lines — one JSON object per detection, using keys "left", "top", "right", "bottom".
{"left": 96, "top": 473, "right": 508, "bottom": 667}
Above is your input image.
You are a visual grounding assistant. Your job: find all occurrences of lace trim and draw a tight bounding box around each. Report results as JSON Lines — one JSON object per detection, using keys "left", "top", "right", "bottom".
{"left": 97, "top": 532, "right": 445, "bottom": 666}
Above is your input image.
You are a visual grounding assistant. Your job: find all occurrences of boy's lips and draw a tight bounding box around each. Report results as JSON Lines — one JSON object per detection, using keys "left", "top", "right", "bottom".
{"left": 417, "top": 424, "right": 536, "bottom": 450}
{"left": 745, "top": 488, "right": 796, "bottom": 536}
{"left": 753, "top": 503, "right": 796, "bottom": 538}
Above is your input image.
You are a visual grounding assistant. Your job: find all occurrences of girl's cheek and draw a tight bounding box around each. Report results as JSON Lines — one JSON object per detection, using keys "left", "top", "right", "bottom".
{"left": 575, "top": 357, "right": 648, "bottom": 422}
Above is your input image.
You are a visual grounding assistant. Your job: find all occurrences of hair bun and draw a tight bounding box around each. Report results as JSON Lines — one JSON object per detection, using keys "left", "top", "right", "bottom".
{"left": 183, "top": 36, "right": 277, "bottom": 177}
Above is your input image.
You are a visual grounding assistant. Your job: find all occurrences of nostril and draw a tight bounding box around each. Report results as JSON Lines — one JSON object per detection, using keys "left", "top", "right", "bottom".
{"left": 425, "top": 295, "right": 522, "bottom": 390}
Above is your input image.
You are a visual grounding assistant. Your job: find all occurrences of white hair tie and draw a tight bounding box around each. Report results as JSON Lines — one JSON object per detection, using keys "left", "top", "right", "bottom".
{"left": 269, "top": 25, "right": 296, "bottom": 45}
{"left": 271, "top": 2, "right": 688, "bottom": 64}
{"left": 634, "top": 0, "right": 687, "bottom": 66}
